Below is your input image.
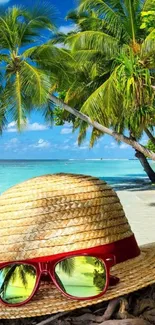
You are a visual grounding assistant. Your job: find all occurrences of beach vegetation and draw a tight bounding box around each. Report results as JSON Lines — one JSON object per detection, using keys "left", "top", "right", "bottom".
{"left": 0, "top": 5, "right": 74, "bottom": 130}
{"left": 52, "top": 0, "right": 155, "bottom": 181}
{"left": 0, "top": 2, "right": 155, "bottom": 180}
{"left": 146, "top": 139, "right": 155, "bottom": 152}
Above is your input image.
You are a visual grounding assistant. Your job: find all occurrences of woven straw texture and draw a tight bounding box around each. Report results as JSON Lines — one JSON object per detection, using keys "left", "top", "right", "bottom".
{"left": 0, "top": 173, "right": 155, "bottom": 319}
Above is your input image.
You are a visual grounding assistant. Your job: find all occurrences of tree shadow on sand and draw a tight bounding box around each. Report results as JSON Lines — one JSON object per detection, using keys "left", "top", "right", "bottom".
{"left": 100, "top": 176, "right": 155, "bottom": 192}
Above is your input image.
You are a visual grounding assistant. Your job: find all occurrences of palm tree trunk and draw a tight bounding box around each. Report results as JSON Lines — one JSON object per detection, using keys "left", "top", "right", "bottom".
{"left": 135, "top": 150, "right": 155, "bottom": 183}
{"left": 145, "top": 128, "right": 155, "bottom": 145}
{"left": 50, "top": 95, "right": 155, "bottom": 161}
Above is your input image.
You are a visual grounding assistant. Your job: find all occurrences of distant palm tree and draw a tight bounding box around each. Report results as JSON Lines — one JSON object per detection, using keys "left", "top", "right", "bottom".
{"left": 58, "top": 258, "right": 75, "bottom": 276}
{"left": 0, "top": 264, "right": 36, "bottom": 302}
{"left": 0, "top": 260, "right": 75, "bottom": 301}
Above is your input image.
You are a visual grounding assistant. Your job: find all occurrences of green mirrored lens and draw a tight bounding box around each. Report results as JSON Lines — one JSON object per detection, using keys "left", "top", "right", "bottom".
{"left": 55, "top": 256, "right": 106, "bottom": 298}
{"left": 0, "top": 264, "right": 37, "bottom": 304}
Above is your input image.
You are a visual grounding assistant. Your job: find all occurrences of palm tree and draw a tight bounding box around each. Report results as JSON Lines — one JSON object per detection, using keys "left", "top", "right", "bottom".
{"left": 0, "top": 260, "right": 75, "bottom": 302}
{"left": 0, "top": 3, "right": 155, "bottom": 168}
{"left": 58, "top": 258, "right": 75, "bottom": 277}
{"left": 0, "top": 5, "right": 74, "bottom": 131}
{"left": 54, "top": 0, "right": 155, "bottom": 181}
{"left": 0, "top": 264, "right": 36, "bottom": 303}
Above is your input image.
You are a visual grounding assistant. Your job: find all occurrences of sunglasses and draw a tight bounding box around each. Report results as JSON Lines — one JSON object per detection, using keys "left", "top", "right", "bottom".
{"left": 0, "top": 247, "right": 119, "bottom": 307}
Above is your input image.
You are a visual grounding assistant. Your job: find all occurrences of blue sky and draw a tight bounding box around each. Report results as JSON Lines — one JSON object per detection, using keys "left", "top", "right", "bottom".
{"left": 0, "top": 0, "right": 148, "bottom": 160}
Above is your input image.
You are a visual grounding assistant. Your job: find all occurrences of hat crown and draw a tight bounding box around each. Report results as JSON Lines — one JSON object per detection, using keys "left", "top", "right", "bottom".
{"left": 0, "top": 173, "right": 132, "bottom": 261}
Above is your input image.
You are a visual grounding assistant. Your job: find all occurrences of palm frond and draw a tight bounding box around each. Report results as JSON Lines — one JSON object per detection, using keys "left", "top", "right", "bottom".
{"left": 0, "top": 4, "right": 56, "bottom": 51}
{"left": 40, "top": 101, "right": 54, "bottom": 126}
{"left": 76, "top": 120, "right": 88, "bottom": 145}
{"left": 0, "top": 105, "right": 7, "bottom": 134}
{"left": 18, "top": 2, "right": 56, "bottom": 46}
{"left": 67, "top": 9, "right": 106, "bottom": 31}
{"left": 67, "top": 10, "right": 88, "bottom": 23}
{"left": 143, "top": 0, "right": 155, "bottom": 11}
{"left": 0, "top": 265, "right": 18, "bottom": 295}
{"left": 22, "top": 61, "right": 51, "bottom": 105}
{"left": 123, "top": 0, "right": 138, "bottom": 43}
{"left": 90, "top": 128, "right": 103, "bottom": 147}
{"left": 23, "top": 43, "right": 76, "bottom": 90}
{"left": 106, "top": 0, "right": 126, "bottom": 15}
{"left": 80, "top": 69, "right": 121, "bottom": 125}
{"left": 58, "top": 258, "right": 75, "bottom": 276}
{"left": 78, "top": 0, "right": 128, "bottom": 40}
{"left": 141, "top": 29, "right": 155, "bottom": 66}
{"left": 73, "top": 49, "right": 104, "bottom": 63}
{"left": 66, "top": 31, "right": 119, "bottom": 57}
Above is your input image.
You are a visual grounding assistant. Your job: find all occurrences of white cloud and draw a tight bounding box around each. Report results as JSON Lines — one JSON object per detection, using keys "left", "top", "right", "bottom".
{"left": 61, "top": 128, "right": 72, "bottom": 135}
{"left": 59, "top": 25, "right": 77, "bottom": 34}
{"left": 27, "top": 123, "right": 48, "bottom": 131}
{"left": 6, "top": 121, "right": 48, "bottom": 133}
{"left": 6, "top": 121, "right": 17, "bottom": 133}
{"left": 119, "top": 143, "right": 130, "bottom": 149}
{"left": 8, "top": 121, "right": 16, "bottom": 128}
{"left": 31, "top": 139, "right": 51, "bottom": 149}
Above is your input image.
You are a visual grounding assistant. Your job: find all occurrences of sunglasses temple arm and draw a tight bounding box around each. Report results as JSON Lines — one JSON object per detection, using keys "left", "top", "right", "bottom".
{"left": 109, "top": 275, "right": 120, "bottom": 286}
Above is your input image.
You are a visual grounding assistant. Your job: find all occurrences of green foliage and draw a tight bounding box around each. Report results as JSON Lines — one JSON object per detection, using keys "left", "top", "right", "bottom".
{"left": 93, "top": 269, "right": 106, "bottom": 290}
{"left": 0, "top": 5, "right": 74, "bottom": 131}
{"left": 60, "top": 0, "right": 155, "bottom": 148}
{"left": 143, "top": 0, "right": 155, "bottom": 12}
{"left": 141, "top": 11, "right": 155, "bottom": 32}
{"left": 58, "top": 258, "right": 75, "bottom": 276}
{"left": 146, "top": 139, "right": 155, "bottom": 152}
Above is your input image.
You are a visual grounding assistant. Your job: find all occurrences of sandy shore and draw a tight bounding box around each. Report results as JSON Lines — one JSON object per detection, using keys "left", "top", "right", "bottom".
{"left": 117, "top": 187, "right": 155, "bottom": 246}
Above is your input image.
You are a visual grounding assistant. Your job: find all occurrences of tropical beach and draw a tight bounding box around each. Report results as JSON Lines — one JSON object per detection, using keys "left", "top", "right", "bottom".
{"left": 0, "top": 159, "right": 155, "bottom": 246}
{"left": 0, "top": 0, "right": 154, "bottom": 324}
{"left": 118, "top": 188, "right": 155, "bottom": 245}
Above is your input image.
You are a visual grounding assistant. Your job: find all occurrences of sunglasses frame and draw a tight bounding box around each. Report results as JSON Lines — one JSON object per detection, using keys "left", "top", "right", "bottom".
{"left": 0, "top": 248, "right": 117, "bottom": 307}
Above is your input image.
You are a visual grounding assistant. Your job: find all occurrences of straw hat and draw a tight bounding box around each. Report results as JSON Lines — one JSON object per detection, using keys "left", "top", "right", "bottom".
{"left": 0, "top": 173, "right": 155, "bottom": 319}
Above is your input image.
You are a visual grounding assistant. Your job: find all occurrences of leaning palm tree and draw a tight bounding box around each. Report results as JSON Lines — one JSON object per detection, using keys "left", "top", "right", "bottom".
{"left": 65, "top": 0, "right": 155, "bottom": 130}
{"left": 55, "top": 0, "right": 155, "bottom": 180}
{"left": 0, "top": 3, "right": 155, "bottom": 164}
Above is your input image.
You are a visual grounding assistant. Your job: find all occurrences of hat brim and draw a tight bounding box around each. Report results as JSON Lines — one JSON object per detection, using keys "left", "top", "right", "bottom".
{"left": 1, "top": 242, "right": 155, "bottom": 319}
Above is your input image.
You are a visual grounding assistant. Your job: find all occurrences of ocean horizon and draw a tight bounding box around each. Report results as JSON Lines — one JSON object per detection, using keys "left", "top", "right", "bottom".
{"left": 0, "top": 159, "right": 154, "bottom": 194}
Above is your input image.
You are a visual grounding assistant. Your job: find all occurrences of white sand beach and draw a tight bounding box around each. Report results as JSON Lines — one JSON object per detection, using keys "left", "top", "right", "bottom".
{"left": 117, "top": 188, "right": 155, "bottom": 245}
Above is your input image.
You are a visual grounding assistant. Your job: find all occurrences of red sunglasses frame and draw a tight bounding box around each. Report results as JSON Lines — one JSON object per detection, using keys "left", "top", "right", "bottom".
{"left": 0, "top": 247, "right": 119, "bottom": 307}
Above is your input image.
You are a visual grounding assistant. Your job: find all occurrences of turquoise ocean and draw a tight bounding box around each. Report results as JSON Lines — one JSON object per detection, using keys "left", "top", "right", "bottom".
{"left": 0, "top": 159, "right": 155, "bottom": 194}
